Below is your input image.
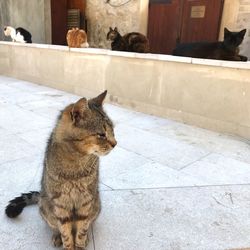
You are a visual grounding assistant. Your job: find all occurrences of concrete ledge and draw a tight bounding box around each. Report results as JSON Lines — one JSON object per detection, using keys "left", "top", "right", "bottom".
{"left": 0, "top": 41, "right": 250, "bottom": 139}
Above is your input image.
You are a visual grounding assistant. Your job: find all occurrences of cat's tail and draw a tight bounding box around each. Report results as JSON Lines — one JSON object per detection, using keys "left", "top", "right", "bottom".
{"left": 5, "top": 191, "right": 40, "bottom": 218}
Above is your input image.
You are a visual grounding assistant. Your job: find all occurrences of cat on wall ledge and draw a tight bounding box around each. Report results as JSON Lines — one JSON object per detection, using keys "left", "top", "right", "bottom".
{"left": 172, "top": 28, "right": 248, "bottom": 62}
{"left": 4, "top": 26, "right": 32, "bottom": 43}
{"left": 107, "top": 27, "right": 150, "bottom": 53}
{"left": 66, "top": 28, "right": 89, "bottom": 48}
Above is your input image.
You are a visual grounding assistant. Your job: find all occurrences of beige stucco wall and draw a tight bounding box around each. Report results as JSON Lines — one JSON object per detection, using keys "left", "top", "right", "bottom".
{"left": 0, "top": 42, "right": 250, "bottom": 139}
{"left": 86, "top": 0, "right": 149, "bottom": 48}
{"left": 0, "top": 0, "right": 51, "bottom": 44}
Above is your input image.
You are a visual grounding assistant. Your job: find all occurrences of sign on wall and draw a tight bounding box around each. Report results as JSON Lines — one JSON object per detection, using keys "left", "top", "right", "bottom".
{"left": 191, "top": 6, "right": 206, "bottom": 18}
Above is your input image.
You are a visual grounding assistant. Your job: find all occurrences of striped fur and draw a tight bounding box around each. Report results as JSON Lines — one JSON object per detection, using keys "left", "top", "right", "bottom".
{"left": 5, "top": 91, "right": 116, "bottom": 250}
{"left": 5, "top": 191, "right": 39, "bottom": 218}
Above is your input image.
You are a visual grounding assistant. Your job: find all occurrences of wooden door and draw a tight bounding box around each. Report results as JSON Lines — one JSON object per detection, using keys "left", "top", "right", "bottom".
{"left": 180, "top": 0, "right": 224, "bottom": 43}
{"left": 67, "top": 0, "right": 86, "bottom": 12}
{"left": 51, "top": 0, "right": 68, "bottom": 45}
{"left": 148, "top": 0, "right": 181, "bottom": 54}
{"left": 147, "top": 0, "right": 224, "bottom": 54}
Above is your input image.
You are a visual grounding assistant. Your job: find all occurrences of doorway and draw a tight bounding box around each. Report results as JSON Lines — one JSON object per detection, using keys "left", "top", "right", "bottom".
{"left": 147, "top": 0, "right": 224, "bottom": 54}
{"left": 50, "top": 0, "right": 86, "bottom": 45}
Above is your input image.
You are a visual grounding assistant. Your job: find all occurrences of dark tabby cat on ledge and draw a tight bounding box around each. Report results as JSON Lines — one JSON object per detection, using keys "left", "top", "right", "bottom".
{"left": 173, "top": 28, "right": 248, "bottom": 61}
{"left": 5, "top": 91, "right": 117, "bottom": 250}
{"left": 107, "top": 27, "right": 150, "bottom": 53}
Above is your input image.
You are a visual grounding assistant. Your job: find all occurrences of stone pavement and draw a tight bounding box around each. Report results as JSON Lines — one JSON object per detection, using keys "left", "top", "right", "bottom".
{"left": 0, "top": 76, "right": 250, "bottom": 250}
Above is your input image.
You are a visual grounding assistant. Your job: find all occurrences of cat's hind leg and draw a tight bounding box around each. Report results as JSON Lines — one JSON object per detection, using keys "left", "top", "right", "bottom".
{"left": 39, "top": 201, "right": 62, "bottom": 247}
{"left": 39, "top": 198, "right": 58, "bottom": 229}
{"left": 132, "top": 43, "right": 147, "bottom": 53}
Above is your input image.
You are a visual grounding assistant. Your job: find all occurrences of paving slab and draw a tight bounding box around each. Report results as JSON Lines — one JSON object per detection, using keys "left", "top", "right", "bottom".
{"left": 116, "top": 124, "right": 210, "bottom": 170}
{"left": 94, "top": 186, "right": 250, "bottom": 250}
{"left": 100, "top": 147, "right": 205, "bottom": 189}
{"left": 182, "top": 153, "right": 250, "bottom": 185}
{"left": 147, "top": 121, "right": 250, "bottom": 165}
{"left": 0, "top": 132, "right": 42, "bottom": 164}
{"left": 0, "top": 103, "right": 55, "bottom": 134}
{"left": 0, "top": 76, "right": 250, "bottom": 250}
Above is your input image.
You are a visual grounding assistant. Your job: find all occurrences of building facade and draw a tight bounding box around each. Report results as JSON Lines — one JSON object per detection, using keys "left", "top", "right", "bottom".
{"left": 0, "top": 0, "right": 249, "bottom": 57}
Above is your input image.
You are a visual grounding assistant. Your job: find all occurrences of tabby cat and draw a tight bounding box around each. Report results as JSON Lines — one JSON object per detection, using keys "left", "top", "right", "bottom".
{"left": 5, "top": 91, "right": 116, "bottom": 250}
{"left": 173, "top": 28, "right": 248, "bottom": 61}
{"left": 66, "top": 28, "right": 89, "bottom": 48}
{"left": 107, "top": 27, "right": 150, "bottom": 53}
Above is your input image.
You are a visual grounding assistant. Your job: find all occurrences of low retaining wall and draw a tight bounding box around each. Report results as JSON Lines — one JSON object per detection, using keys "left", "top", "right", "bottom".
{"left": 0, "top": 41, "right": 250, "bottom": 139}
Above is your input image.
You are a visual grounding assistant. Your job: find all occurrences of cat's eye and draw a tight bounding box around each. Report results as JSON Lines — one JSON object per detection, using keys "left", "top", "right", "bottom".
{"left": 97, "top": 133, "right": 106, "bottom": 139}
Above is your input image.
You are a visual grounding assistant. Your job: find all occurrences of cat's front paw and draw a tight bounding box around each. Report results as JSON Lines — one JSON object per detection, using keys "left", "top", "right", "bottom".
{"left": 75, "top": 238, "right": 88, "bottom": 250}
{"left": 75, "top": 247, "right": 87, "bottom": 250}
{"left": 75, "top": 239, "right": 88, "bottom": 250}
{"left": 240, "top": 55, "right": 248, "bottom": 61}
{"left": 75, "top": 233, "right": 89, "bottom": 249}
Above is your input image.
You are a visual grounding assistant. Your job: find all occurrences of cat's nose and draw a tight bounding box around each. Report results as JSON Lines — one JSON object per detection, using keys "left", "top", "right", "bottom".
{"left": 110, "top": 139, "right": 117, "bottom": 148}
{"left": 4, "top": 27, "right": 7, "bottom": 31}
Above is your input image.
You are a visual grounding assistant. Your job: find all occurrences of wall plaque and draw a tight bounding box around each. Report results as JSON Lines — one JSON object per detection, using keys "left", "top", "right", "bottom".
{"left": 191, "top": 6, "right": 206, "bottom": 18}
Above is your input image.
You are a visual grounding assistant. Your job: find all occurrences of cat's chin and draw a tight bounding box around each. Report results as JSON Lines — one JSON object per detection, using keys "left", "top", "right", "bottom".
{"left": 93, "top": 150, "right": 112, "bottom": 157}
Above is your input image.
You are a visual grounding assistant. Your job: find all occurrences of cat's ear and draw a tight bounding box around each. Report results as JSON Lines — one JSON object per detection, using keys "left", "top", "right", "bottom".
{"left": 70, "top": 98, "right": 89, "bottom": 122}
{"left": 90, "top": 90, "right": 107, "bottom": 107}
{"left": 114, "top": 27, "right": 118, "bottom": 32}
{"left": 109, "top": 27, "right": 113, "bottom": 31}
{"left": 239, "top": 29, "right": 247, "bottom": 38}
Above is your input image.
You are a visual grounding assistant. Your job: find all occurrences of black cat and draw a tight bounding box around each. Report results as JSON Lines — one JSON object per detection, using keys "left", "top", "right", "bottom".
{"left": 173, "top": 28, "right": 247, "bottom": 61}
{"left": 107, "top": 27, "right": 150, "bottom": 53}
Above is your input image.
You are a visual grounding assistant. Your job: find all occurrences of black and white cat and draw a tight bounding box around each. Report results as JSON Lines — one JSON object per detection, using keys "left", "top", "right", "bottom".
{"left": 4, "top": 26, "right": 32, "bottom": 43}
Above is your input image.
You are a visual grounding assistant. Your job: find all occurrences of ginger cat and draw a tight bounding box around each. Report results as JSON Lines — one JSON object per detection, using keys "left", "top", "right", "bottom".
{"left": 66, "top": 28, "right": 89, "bottom": 48}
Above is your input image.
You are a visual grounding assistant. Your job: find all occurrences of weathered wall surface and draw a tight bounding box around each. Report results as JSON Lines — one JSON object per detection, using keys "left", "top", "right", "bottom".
{"left": 236, "top": 0, "right": 250, "bottom": 58}
{"left": 0, "top": 0, "right": 51, "bottom": 44}
{"left": 1, "top": 42, "right": 250, "bottom": 139}
{"left": 86, "top": 0, "right": 147, "bottom": 49}
{"left": 0, "top": 1, "right": 11, "bottom": 41}
{"left": 220, "top": 0, "right": 250, "bottom": 58}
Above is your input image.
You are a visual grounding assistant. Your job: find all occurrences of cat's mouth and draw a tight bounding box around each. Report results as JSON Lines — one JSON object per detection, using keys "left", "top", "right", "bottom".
{"left": 94, "top": 147, "right": 114, "bottom": 156}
